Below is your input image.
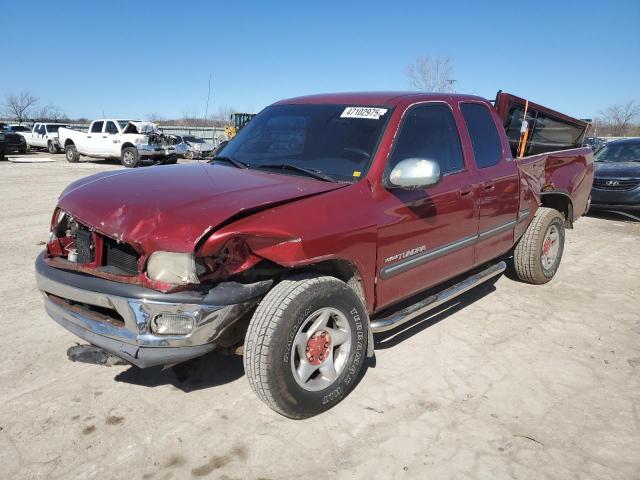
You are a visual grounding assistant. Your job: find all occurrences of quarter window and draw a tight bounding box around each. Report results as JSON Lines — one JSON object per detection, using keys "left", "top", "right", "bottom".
{"left": 388, "top": 104, "right": 464, "bottom": 175}
{"left": 460, "top": 103, "right": 502, "bottom": 168}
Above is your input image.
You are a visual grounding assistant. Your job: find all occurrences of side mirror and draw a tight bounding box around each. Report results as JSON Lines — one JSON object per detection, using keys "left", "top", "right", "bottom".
{"left": 387, "top": 158, "right": 442, "bottom": 190}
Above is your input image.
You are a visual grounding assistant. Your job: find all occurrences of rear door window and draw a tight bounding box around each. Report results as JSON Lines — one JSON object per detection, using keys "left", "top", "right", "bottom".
{"left": 388, "top": 104, "right": 465, "bottom": 175}
{"left": 460, "top": 103, "right": 502, "bottom": 168}
{"left": 91, "top": 121, "right": 104, "bottom": 133}
{"left": 105, "top": 121, "right": 118, "bottom": 134}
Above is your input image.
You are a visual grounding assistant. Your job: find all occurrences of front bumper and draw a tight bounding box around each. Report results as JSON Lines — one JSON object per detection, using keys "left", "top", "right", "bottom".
{"left": 35, "top": 253, "right": 271, "bottom": 368}
{"left": 5, "top": 140, "right": 26, "bottom": 153}
{"left": 590, "top": 185, "right": 640, "bottom": 211}
{"left": 137, "top": 144, "right": 176, "bottom": 158}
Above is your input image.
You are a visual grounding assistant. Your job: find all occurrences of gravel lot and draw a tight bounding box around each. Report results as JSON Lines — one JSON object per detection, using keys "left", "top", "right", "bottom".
{"left": 1, "top": 153, "right": 639, "bottom": 480}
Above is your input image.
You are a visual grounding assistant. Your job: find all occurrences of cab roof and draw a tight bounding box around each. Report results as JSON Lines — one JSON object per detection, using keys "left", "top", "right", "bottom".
{"left": 274, "top": 91, "right": 488, "bottom": 107}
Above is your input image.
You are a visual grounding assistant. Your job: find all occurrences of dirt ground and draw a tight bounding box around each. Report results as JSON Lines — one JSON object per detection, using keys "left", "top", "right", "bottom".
{"left": 1, "top": 153, "right": 639, "bottom": 480}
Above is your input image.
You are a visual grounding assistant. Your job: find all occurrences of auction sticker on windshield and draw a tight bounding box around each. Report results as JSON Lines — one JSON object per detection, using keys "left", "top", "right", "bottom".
{"left": 340, "top": 107, "right": 388, "bottom": 119}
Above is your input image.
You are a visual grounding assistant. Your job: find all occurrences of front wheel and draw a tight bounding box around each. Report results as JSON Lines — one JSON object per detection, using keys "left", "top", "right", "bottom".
{"left": 47, "top": 141, "right": 57, "bottom": 154}
{"left": 513, "top": 207, "right": 565, "bottom": 284}
{"left": 65, "top": 144, "right": 80, "bottom": 163}
{"left": 244, "top": 275, "right": 368, "bottom": 419}
{"left": 121, "top": 147, "right": 140, "bottom": 168}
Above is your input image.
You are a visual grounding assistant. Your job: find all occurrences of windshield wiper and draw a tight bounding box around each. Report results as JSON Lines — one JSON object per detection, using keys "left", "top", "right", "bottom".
{"left": 257, "top": 163, "right": 336, "bottom": 182}
{"left": 210, "top": 156, "right": 249, "bottom": 169}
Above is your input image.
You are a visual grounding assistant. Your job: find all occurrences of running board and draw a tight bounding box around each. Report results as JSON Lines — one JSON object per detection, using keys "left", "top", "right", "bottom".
{"left": 370, "top": 261, "right": 506, "bottom": 333}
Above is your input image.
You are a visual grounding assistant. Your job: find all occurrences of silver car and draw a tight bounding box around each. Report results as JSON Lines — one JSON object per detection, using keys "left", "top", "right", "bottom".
{"left": 175, "top": 135, "right": 216, "bottom": 160}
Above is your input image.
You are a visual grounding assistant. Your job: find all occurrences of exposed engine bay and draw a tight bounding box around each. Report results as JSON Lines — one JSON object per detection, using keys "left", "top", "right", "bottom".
{"left": 122, "top": 121, "right": 177, "bottom": 147}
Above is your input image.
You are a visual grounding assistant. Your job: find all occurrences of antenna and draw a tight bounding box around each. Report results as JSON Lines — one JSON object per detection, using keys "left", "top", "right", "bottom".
{"left": 204, "top": 74, "right": 212, "bottom": 125}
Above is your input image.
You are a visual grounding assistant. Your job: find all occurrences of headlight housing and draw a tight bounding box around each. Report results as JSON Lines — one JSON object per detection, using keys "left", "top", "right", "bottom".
{"left": 147, "top": 252, "right": 200, "bottom": 285}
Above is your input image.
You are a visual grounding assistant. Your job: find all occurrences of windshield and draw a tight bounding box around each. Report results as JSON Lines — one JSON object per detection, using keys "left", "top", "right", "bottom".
{"left": 184, "top": 136, "right": 205, "bottom": 143}
{"left": 595, "top": 141, "right": 640, "bottom": 162}
{"left": 218, "top": 104, "right": 391, "bottom": 182}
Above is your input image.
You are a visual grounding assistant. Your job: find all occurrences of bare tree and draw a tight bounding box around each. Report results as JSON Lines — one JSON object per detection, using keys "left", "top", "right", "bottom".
{"left": 4, "top": 92, "right": 39, "bottom": 123}
{"left": 34, "top": 104, "right": 66, "bottom": 121}
{"left": 598, "top": 100, "right": 640, "bottom": 136}
{"left": 406, "top": 55, "right": 456, "bottom": 93}
{"left": 145, "top": 113, "right": 165, "bottom": 123}
{"left": 212, "top": 105, "right": 236, "bottom": 126}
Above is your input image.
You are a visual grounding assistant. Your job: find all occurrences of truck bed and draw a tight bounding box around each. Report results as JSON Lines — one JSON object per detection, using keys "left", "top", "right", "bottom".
{"left": 516, "top": 147, "right": 594, "bottom": 232}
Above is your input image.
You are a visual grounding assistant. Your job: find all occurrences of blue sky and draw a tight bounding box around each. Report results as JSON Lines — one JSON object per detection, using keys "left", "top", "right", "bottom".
{"left": 2, "top": 0, "right": 638, "bottom": 120}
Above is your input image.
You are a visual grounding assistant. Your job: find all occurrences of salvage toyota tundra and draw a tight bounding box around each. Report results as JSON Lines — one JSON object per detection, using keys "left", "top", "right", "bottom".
{"left": 36, "top": 91, "right": 594, "bottom": 418}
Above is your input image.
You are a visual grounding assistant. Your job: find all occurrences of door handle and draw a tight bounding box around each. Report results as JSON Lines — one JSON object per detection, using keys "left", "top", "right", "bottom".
{"left": 87, "top": 135, "right": 92, "bottom": 138}
{"left": 459, "top": 187, "right": 474, "bottom": 197}
{"left": 482, "top": 182, "right": 495, "bottom": 191}
{"left": 102, "top": 135, "right": 108, "bottom": 138}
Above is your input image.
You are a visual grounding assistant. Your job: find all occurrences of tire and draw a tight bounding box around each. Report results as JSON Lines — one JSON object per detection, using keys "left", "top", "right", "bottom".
{"left": 48, "top": 141, "right": 56, "bottom": 154}
{"left": 65, "top": 144, "right": 80, "bottom": 163}
{"left": 165, "top": 155, "right": 177, "bottom": 164}
{"left": 185, "top": 150, "right": 194, "bottom": 160}
{"left": 513, "top": 207, "right": 565, "bottom": 284}
{"left": 121, "top": 147, "right": 140, "bottom": 168}
{"left": 244, "top": 275, "right": 368, "bottom": 419}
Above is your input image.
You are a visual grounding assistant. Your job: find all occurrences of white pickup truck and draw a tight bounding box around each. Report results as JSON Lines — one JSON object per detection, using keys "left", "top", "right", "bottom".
{"left": 24, "top": 123, "right": 69, "bottom": 154}
{"left": 58, "top": 119, "right": 177, "bottom": 167}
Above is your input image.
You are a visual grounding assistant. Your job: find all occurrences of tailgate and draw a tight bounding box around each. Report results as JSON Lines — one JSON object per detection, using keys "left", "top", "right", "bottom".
{"left": 494, "top": 91, "right": 589, "bottom": 157}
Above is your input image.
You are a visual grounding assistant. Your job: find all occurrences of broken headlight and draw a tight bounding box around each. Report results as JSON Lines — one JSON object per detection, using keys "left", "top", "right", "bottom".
{"left": 146, "top": 252, "right": 202, "bottom": 285}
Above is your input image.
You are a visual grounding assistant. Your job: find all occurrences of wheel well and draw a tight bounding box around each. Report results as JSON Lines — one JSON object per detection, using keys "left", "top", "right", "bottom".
{"left": 64, "top": 139, "right": 74, "bottom": 147}
{"left": 541, "top": 192, "right": 573, "bottom": 228}
{"left": 293, "top": 259, "right": 366, "bottom": 303}
{"left": 121, "top": 142, "right": 135, "bottom": 151}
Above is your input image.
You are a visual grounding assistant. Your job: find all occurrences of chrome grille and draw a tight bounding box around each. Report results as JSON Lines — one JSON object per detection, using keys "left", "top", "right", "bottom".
{"left": 593, "top": 178, "right": 640, "bottom": 191}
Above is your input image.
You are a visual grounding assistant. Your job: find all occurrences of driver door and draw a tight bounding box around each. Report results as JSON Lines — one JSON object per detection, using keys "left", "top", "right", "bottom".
{"left": 101, "top": 121, "right": 121, "bottom": 156}
{"left": 375, "top": 102, "right": 479, "bottom": 310}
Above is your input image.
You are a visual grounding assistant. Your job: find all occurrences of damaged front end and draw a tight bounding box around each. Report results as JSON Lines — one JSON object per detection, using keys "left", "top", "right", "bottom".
{"left": 123, "top": 121, "right": 176, "bottom": 161}
{"left": 37, "top": 163, "right": 345, "bottom": 367}
{"left": 37, "top": 209, "right": 275, "bottom": 368}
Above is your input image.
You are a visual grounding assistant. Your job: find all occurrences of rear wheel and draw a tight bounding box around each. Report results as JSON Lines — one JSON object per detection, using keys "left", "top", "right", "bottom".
{"left": 244, "top": 275, "right": 368, "bottom": 419}
{"left": 513, "top": 207, "right": 565, "bottom": 284}
{"left": 121, "top": 147, "right": 140, "bottom": 168}
{"left": 65, "top": 144, "right": 80, "bottom": 163}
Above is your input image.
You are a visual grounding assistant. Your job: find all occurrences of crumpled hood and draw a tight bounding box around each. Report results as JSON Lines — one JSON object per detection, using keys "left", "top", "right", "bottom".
{"left": 123, "top": 121, "right": 159, "bottom": 135}
{"left": 58, "top": 163, "right": 344, "bottom": 253}
{"left": 595, "top": 161, "right": 640, "bottom": 178}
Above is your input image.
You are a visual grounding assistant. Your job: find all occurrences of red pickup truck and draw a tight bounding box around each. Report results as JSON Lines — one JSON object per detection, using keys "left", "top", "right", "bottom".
{"left": 36, "top": 92, "right": 594, "bottom": 418}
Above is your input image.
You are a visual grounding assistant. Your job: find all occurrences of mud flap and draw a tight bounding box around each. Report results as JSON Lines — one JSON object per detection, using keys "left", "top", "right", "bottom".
{"left": 367, "top": 322, "right": 375, "bottom": 358}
